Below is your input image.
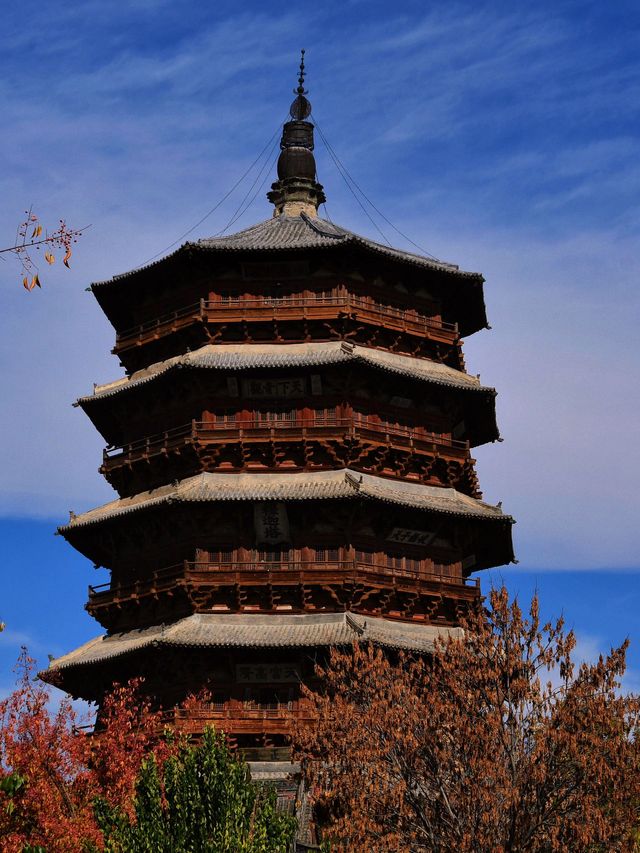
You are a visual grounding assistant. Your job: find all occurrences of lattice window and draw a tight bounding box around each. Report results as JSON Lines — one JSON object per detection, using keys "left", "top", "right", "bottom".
{"left": 208, "top": 548, "right": 234, "bottom": 566}
{"left": 386, "top": 553, "right": 404, "bottom": 571}
{"left": 214, "top": 411, "right": 236, "bottom": 426}
{"left": 313, "top": 407, "right": 338, "bottom": 424}
{"left": 253, "top": 408, "right": 298, "bottom": 425}
{"left": 204, "top": 692, "right": 226, "bottom": 711}
{"left": 256, "top": 548, "right": 291, "bottom": 564}
{"left": 355, "top": 549, "right": 375, "bottom": 565}
{"left": 312, "top": 287, "right": 336, "bottom": 303}
{"left": 316, "top": 547, "right": 340, "bottom": 563}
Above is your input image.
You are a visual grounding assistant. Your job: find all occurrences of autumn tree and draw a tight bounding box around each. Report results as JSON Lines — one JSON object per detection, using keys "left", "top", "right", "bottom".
{"left": 0, "top": 650, "right": 101, "bottom": 851}
{"left": 294, "top": 588, "right": 640, "bottom": 853}
{"left": 0, "top": 653, "right": 296, "bottom": 852}
{"left": 0, "top": 652, "right": 169, "bottom": 852}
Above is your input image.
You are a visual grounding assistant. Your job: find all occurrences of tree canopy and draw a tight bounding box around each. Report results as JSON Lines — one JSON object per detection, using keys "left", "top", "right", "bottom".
{"left": 0, "top": 653, "right": 295, "bottom": 852}
{"left": 294, "top": 587, "right": 640, "bottom": 852}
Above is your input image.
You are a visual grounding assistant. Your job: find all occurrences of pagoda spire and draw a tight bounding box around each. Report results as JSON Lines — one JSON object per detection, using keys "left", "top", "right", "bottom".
{"left": 267, "top": 50, "right": 326, "bottom": 218}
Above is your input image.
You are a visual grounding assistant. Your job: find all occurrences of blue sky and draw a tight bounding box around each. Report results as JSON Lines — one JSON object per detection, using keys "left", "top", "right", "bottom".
{"left": 0, "top": 0, "right": 638, "bottom": 696}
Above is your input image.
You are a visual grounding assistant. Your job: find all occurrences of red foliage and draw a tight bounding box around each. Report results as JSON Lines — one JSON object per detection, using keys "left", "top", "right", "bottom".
{"left": 88, "top": 679, "right": 173, "bottom": 817}
{"left": 0, "top": 650, "right": 173, "bottom": 851}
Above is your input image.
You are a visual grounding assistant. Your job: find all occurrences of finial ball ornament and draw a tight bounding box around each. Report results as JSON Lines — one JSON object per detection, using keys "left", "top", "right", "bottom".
{"left": 290, "top": 94, "right": 312, "bottom": 120}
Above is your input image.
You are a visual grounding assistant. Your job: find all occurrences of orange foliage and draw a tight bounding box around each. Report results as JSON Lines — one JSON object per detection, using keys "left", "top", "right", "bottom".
{"left": 294, "top": 588, "right": 640, "bottom": 852}
{"left": 0, "top": 650, "right": 173, "bottom": 852}
{"left": 1, "top": 208, "right": 87, "bottom": 290}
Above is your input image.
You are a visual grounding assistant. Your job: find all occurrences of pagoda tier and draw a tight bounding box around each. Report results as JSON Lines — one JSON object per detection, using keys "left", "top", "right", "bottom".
{"left": 77, "top": 341, "right": 498, "bottom": 450}
{"left": 78, "top": 342, "right": 496, "bottom": 499}
{"left": 93, "top": 216, "right": 488, "bottom": 376}
{"left": 45, "top": 64, "right": 514, "bottom": 763}
{"left": 57, "top": 469, "right": 512, "bottom": 633}
{"left": 45, "top": 612, "right": 464, "bottom": 754}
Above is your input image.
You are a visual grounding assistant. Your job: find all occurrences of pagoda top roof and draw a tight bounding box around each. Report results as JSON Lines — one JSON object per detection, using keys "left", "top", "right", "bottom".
{"left": 77, "top": 341, "right": 493, "bottom": 406}
{"left": 43, "top": 612, "right": 465, "bottom": 676}
{"left": 92, "top": 213, "right": 482, "bottom": 289}
{"left": 60, "top": 469, "right": 512, "bottom": 533}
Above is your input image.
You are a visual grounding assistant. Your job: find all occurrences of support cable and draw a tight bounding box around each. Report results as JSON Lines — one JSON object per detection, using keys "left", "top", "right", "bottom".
{"left": 214, "top": 139, "right": 280, "bottom": 236}
{"left": 312, "top": 114, "right": 442, "bottom": 261}
{"left": 312, "top": 115, "right": 392, "bottom": 246}
{"left": 135, "top": 122, "right": 283, "bottom": 268}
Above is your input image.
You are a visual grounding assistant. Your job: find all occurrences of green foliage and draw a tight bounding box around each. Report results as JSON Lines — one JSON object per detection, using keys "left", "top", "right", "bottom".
{"left": 95, "top": 728, "right": 296, "bottom": 853}
{"left": 0, "top": 772, "right": 26, "bottom": 799}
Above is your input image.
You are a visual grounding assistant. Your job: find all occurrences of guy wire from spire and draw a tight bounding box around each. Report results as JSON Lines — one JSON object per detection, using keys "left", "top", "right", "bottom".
{"left": 312, "top": 114, "right": 442, "bottom": 261}
{"left": 312, "top": 115, "right": 391, "bottom": 246}
{"left": 135, "top": 121, "right": 284, "bottom": 269}
{"left": 216, "top": 141, "right": 281, "bottom": 236}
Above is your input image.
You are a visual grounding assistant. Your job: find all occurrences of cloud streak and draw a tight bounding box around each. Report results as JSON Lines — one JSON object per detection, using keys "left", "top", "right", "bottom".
{"left": 0, "top": 2, "right": 638, "bottom": 575}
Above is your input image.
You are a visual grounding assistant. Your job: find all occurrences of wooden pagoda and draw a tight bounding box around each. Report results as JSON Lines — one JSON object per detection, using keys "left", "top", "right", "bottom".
{"left": 44, "top": 61, "right": 514, "bottom": 771}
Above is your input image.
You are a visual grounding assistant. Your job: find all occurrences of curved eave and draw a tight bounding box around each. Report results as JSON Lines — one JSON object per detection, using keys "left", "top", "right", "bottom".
{"left": 40, "top": 612, "right": 464, "bottom": 690}
{"left": 59, "top": 469, "right": 513, "bottom": 535}
{"left": 77, "top": 342, "right": 499, "bottom": 449}
{"left": 78, "top": 342, "right": 495, "bottom": 405}
{"left": 89, "top": 216, "right": 487, "bottom": 337}
{"left": 90, "top": 216, "right": 482, "bottom": 290}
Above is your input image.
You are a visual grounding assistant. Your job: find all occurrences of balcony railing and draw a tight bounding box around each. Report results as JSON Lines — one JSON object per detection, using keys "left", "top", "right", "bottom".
{"left": 157, "top": 705, "right": 315, "bottom": 736}
{"left": 87, "top": 559, "right": 480, "bottom": 605}
{"left": 80, "top": 709, "right": 311, "bottom": 739}
{"left": 114, "top": 295, "right": 458, "bottom": 351}
{"left": 102, "top": 418, "right": 469, "bottom": 466}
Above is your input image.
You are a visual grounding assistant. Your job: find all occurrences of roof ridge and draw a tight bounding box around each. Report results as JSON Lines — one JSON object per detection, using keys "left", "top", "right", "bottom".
{"left": 59, "top": 468, "right": 512, "bottom": 533}
{"left": 43, "top": 612, "right": 463, "bottom": 675}
{"left": 78, "top": 341, "right": 490, "bottom": 405}
{"left": 299, "top": 211, "right": 347, "bottom": 239}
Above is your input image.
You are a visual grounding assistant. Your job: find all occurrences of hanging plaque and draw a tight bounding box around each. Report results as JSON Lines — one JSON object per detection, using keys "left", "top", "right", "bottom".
{"left": 254, "top": 502, "right": 290, "bottom": 544}
{"left": 236, "top": 663, "right": 300, "bottom": 683}
{"left": 241, "top": 377, "right": 305, "bottom": 399}
{"left": 387, "top": 527, "right": 435, "bottom": 546}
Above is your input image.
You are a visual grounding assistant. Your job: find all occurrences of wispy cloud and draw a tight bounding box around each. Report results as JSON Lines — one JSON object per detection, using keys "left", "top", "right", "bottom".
{"left": 0, "top": 2, "right": 637, "bottom": 578}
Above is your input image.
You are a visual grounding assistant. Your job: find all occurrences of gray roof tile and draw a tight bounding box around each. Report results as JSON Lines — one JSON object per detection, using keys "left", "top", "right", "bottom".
{"left": 60, "top": 469, "right": 511, "bottom": 532}
{"left": 45, "top": 612, "right": 465, "bottom": 672}
{"left": 78, "top": 341, "right": 493, "bottom": 405}
{"left": 93, "top": 214, "right": 481, "bottom": 288}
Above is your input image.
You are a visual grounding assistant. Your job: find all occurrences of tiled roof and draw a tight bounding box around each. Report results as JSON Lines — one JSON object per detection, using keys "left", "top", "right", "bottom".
{"left": 197, "top": 214, "right": 472, "bottom": 275}
{"left": 77, "top": 341, "right": 493, "bottom": 405}
{"left": 44, "top": 612, "right": 465, "bottom": 673}
{"left": 92, "top": 214, "right": 482, "bottom": 288}
{"left": 59, "top": 469, "right": 511, "bottom": 532}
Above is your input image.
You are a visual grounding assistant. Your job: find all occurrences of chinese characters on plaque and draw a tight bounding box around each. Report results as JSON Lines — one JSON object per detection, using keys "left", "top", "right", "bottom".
{"left": 387, "top": 527, "right": 436, "bottom": 546}
{"left": 236, "top": 663, "right": 300, "bottom": 683}
{"left": 254, "top": 502, "right": 290, "bottom": 544}
{"left": 241, "top": 377, "right": 305, "bottom": 399}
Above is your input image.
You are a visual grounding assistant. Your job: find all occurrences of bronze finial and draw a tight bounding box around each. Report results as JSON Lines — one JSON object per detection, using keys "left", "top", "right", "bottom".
{"left": 290, "top": 49, "right": 312, "bottom": 120}
{"left": 296, "top": 48, "right": 308, "bottom": 95}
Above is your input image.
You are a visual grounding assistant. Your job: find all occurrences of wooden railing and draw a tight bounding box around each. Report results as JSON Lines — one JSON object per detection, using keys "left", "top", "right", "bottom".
{"left": 102, "top": 418, "right": 469, "bottom": 466}
{"left": 87, "top": 560, "right": 480, "bottom": 604}
{"left": 114, "top": 295, "right": 458, "bottom": 350}
{"left": 159, "top": 706, "right": 315, "bottom": 736}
